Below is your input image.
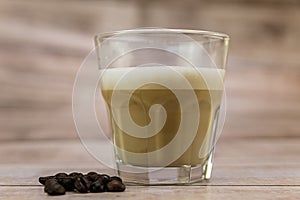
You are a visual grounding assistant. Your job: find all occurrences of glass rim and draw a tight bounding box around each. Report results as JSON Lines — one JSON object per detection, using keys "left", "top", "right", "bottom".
{"left": 95, "top": 28, "right": 230, "bottom": 43}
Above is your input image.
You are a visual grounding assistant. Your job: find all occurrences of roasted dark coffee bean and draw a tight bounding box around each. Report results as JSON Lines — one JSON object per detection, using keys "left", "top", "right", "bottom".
{"left": 59, "top": 177, "right": 75, "bottom": 191}
{"left": 83, "top": 174, "right": 92, "bottom": 186}
{"left": 86, "top": 172, "right": 100, "bottom": 182}
{"left": 99, "top": 174, "right": 111, "bottom": 184}
{"left": 55, "top": 172, "right": 68, "bottom": 178}
{"left": 44, "top": 179, "right": 66, "bottom": 195}
{"left": 40, "top": 172, "right": 125, "bottom": 195}
{"left": 74, "top": 176, "right": 90, "bottom": 193}
{"left": 69, "top": 172, "right": 83, "bottom": 178}
{"left": 39, "top": 176, "right": 55, "bottom": 185}
{"left": 54, "top": 172, "right": 75, "bottom": 191}
{"left": 90, "top": 179, "right": 105, "bottom": 193}
{"left": 59, "top": 178, "right": 74, "bottom": 191}
{"left": 106, "top": 180, "right": 126, "bottom": 192}
{"left": 87, "top": 172, "right": 98, "bottom": 176}
{"left": 110, "top": 176, "right": 123, "bottom": 183}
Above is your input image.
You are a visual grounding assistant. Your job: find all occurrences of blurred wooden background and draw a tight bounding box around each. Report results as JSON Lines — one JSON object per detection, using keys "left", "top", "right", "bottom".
{"left": 0, "top": 0, "right": 300, "bottom": 141}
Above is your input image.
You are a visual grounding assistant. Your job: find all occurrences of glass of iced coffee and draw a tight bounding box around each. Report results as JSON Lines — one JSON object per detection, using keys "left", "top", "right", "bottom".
{"left": 95, "top": 29, "right": 229, "bottom": 184}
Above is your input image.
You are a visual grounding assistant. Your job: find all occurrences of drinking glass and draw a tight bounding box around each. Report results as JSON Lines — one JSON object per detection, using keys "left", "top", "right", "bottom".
{"left": 95, "top": 28, "right": 229, "bottom": 184}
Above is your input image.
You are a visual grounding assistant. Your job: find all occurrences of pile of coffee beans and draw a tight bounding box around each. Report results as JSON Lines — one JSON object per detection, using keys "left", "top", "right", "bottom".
{"left": 39, "top": 172, "right": 126, "bottom": 196}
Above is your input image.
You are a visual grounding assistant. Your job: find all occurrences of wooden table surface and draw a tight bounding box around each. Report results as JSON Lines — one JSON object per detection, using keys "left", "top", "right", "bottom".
{"left": 1, "top": 0, "right": 300, "bottom": 199}
{"left": 0, "top": 137, "right": 299, "bottom": 199}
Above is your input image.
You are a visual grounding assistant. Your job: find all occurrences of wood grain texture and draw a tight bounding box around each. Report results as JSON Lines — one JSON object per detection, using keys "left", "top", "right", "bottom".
{"left": 0, "top": 138, "right": 299, "bottom": 199}
{"left": 1, "top": 186, "right": 300, "bottom": 200}
{"left": 0, "top": 0, "right": 299, "bottom": 199}
{"left": 0, "top": 138, "right": 299, "bottom": 186}
{"left": 0, "top": 0, "right": 299, "bottom": 141}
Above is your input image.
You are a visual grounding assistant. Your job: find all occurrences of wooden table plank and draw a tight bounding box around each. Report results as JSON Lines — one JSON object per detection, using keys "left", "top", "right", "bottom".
{"left": 0, "top": 138, "right": 299, "bottom": 186}
{"left": 1, "top": 186, "right": 300, "bottom": 200}
{"left": 1, "top": 138, "right": 299, "bottom": 165}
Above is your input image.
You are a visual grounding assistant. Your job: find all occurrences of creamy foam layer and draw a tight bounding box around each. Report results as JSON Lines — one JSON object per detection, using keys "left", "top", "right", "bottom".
{"left": 100, "top": 66, "right": 225, "bottom": 90}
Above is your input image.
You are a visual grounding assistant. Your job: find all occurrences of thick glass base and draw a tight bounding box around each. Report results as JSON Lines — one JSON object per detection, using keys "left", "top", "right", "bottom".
{"left": 116, "top": 150, "right": 214, "bottom": 185}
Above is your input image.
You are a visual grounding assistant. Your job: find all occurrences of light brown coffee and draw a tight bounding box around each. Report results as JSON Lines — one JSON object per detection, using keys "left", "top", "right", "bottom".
{"left": 101, "top": 66, "right": 224, "bottom": 167}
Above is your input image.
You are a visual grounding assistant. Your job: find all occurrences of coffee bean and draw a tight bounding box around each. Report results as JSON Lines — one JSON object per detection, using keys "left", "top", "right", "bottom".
{"left": 74, "top": 176, "right": 90, "bottom": 193}
{"left": 99, "top": 174, "right": 111, "bottom": 184}
{"left": 83, "top": 175, "right": 92, "bottom": 186}
{"left": 59, "top": 178, "right": 75, "bottom": 191}
{"left": 90, "top": 179, "right": 105, "bottom": 193}
{"left": 53, "top": 172, "right": 74, "bottom": 191}
{"left": 110, "top": 176, "right": 123, "bottom": 183}
{"left": 69, "top": 172, "right": 83, "bottom": 178}
{"left": 106, "top": 180, "right": 126, "bottom": 192}
{"left": 55, "top": 172, "right": 68, "bottom": 178}
{"left": 87, "top": 172, "right": 98, "bottom": 176}
{"left": 39, "top": 172, "right": 125, "bottom": 195}
{"left": 39, "top": 176, "right": 55, "bottom": 185}
{"left": 61, "top": 179, "right": 74, "bottom": 191}
{"left": 86, "top": 172, "right": 100, "bottom": 182}
{"left": 44, "top": 179, "right": 66, "bottom": 195}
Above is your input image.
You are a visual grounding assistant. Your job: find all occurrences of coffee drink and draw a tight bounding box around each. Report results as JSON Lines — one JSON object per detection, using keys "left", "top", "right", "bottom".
{"left": 101, "top": 66, "right": 224, "bottom": 167}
